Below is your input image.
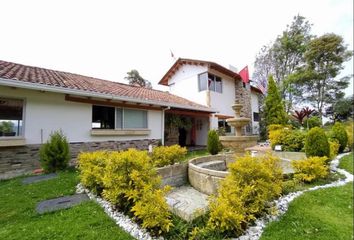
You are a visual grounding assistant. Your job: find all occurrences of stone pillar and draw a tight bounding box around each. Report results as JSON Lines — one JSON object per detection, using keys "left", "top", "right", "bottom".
{"left": 234, "top": 80, "right": 252, "bottom": 134}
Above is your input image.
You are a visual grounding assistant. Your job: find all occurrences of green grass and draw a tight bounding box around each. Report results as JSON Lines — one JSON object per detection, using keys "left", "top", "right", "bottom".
{"left": 184, "top": 149, "right": 209, "bottom": 161}
{"left": 0, "top": 169, "right": 133, "bottom": 240}
{"left": 339, "top": 152, "right": 353, "bottom": 174}
{"left": 261, "top": 182, "right": 353, "bottom": 240}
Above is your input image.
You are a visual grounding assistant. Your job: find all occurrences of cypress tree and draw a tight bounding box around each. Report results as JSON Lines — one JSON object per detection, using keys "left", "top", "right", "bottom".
{"left": 264, "top": 75, "right": 288, "bottom": 127}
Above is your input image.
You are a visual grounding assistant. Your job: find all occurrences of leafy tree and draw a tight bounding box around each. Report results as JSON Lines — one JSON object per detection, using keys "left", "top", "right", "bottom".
{"left": 263, "top": 75, "right": 288, "bottom": 127}
{"left": 291, "top": 34, "right": 352, "bottom": 119}
{"left": 125, "top": 69, "right": 152, "bottom": 88}
{"left": 253, "top": 15, "right": 313, "bottom": 112}
{"left": 325, "top": 95, "right": 354, "bottom": 121}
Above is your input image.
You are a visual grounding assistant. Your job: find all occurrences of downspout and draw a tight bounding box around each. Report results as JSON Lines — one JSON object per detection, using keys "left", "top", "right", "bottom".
{"left": 161, "top": 106, "right": 170, "bottom": 146}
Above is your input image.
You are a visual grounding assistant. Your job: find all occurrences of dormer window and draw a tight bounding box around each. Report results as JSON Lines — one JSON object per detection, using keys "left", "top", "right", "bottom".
{"left": 198, "top": 72, "right": 222, "bottom": 93}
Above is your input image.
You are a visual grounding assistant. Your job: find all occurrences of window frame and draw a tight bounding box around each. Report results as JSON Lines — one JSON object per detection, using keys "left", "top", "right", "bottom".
{"left": 0, "top": 96, "right": 26, "bottom": 138}
{"left": 198, "top": 72, "right": 223, "bottom": 93}
{"left": 92, "top": 105, "right": 148, "bottom": 130}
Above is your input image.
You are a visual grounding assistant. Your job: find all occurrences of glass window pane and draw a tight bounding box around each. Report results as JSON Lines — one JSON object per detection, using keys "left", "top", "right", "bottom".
{"left": 0, "top": 98, "right": 23, "bottom": 137}
{"left": 116, "top": 108, "right": 123, "bottom": 128}
{"left": 198, "top": 72, "right": 207, "bottom": 91}
{"left": 215, "top": 76, "right": 222, "bottom": 93}
{"left": 208, "top": 73, "right": 215, "bottom": 91}
{"left": 92, "top": 105, "right": 115, "bottom": 129}
{"left": 124, "top": 109, "right": 147, "bottom": 129}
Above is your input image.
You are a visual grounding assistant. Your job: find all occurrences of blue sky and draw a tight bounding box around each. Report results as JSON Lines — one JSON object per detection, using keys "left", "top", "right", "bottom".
{"left": 1, "top": 0, "right": 352, "bottom": 96}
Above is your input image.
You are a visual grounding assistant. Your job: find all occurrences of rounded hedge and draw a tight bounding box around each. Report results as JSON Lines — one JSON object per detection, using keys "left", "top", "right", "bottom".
{"left": 331, "top": 122, "right": 348, "bottom": 153}
{"left": 305, "top": 127, "right": 330, "bottom": 158}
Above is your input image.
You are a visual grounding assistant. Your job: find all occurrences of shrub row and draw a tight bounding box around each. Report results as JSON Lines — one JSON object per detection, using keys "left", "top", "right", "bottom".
{"left": 78, "top": 148, "right": 173, "bottom": 234}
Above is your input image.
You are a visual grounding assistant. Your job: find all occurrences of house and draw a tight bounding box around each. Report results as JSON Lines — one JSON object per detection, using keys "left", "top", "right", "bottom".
{"left": 0, "top": 60, "right": 214, "bottom": 179}
{"left": 158, "top": 58, "right": 262, "bottom": 136}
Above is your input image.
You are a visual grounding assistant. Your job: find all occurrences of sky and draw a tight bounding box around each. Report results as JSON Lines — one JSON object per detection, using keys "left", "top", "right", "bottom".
{"left": 1, "top": 0, "right": 353, "bottom": 96}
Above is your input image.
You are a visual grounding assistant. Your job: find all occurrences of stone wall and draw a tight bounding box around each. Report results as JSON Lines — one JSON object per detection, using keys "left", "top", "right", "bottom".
{"left": 0, "top": 139, "right": 159, "bottom": 180}
{"left": 235, "top": 80, "right": 252, "bottom": 134}
{"left": 157, "top": 162, "right": 188, "bottom": 187}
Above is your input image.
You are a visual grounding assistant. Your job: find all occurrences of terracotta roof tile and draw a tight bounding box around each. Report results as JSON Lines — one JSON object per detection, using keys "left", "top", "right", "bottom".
{"left": 0, "top": 60, "right": 212, "bottom": 112}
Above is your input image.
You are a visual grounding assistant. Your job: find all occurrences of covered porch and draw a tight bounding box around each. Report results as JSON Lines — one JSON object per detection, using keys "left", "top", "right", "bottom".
{"left": 164, "top": 108, "right": 211, "bottom": 147}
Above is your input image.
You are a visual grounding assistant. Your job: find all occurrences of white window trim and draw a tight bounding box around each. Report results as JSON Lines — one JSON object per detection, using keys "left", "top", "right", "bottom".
{"left": 0, "top": 96, "right": 26, "bottom": 140}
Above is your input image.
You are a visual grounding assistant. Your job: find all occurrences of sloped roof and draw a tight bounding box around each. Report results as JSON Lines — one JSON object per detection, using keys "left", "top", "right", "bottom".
{"left": 0, "top": 60, "right": 212, "bottom": 112}
{"left": 158, "top": 58, "right": 242, "bottom": 85}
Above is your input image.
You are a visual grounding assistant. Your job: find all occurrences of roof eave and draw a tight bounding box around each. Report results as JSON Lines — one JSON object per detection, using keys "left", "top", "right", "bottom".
{"left": 0, "top": 78, "right": 215, "bottom": 113}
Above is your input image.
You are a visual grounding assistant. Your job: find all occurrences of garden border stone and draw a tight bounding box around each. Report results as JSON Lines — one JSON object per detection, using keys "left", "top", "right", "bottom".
{"left": 22, "top": 173, "right": 57, "bottom": 184}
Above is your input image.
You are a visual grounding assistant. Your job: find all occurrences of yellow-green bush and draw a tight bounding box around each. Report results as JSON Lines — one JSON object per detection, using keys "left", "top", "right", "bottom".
{"left": 151, "top": 145, "right": 187, "bottom": 167}
{"left": 131, "top": 187, "right": 173, "bottom": 234}
{"left": 291, "top": 156, "right": 329, "bottom": 183}
{"left": 329, "top": 139, "right": 340, "bottom": 160}
{"left": 268, "top": 125, "right": 305, "bottom": 151}
{"left": 345, "top": 121, "right": 353, "bottom": 150}
{"left": 102, "top": 149, "right": 173, "bottom": 234}
{"left": 78, "top": 151, "right": 109, "bottom": 194}
{"left": 207, "top": 154, "right": 283, "bottom": 234}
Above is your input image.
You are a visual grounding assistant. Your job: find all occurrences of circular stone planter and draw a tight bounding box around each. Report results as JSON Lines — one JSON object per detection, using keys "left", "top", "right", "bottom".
{"left": 188, "top": 154, "right": 234, "bottom": 195}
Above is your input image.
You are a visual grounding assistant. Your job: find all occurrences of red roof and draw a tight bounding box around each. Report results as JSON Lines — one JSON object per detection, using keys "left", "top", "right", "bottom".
{"left": 159, "top": 58, "right": 242, "bottom": 85}
{"left": 0, "top": 60, "right": 212, "bottom": 112}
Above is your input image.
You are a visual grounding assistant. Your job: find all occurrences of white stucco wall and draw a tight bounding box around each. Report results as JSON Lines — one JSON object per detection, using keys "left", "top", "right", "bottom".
{"left": 0, "top": 86, "right": 163, "bottom": 144}
{"left": 208, "top": 70, "right": 236, "bottom": 117}
{"left": 168, "top": 65, "right": 208, "bottom": 107}
{"left": 251, "top": 91, "right": 260, "bottom": 134}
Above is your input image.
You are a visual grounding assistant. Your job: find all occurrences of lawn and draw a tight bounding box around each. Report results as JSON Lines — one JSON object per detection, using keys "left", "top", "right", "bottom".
{"left": 261, "top": 154, "right": 354, "bottom": 240}
{"left": 339, "top": 152, "right": 353, "bottom": 174}
{"left": 184, "top": 149, "right": 209, "bottom": 161}
{"left": 0, "top": 169, "right": 133, "bottom": 240}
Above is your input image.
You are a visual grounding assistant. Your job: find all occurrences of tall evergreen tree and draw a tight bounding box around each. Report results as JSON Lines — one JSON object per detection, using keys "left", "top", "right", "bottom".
{"left": 264, "top": 75, "right": 288, "bottom": 127}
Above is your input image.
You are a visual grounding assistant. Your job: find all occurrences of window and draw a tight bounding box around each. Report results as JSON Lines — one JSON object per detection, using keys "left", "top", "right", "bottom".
{"left": 0, "top": 97, "right": 24, "bottom": 137}
{"left": 123, "top": 109, "right": 147, "bottom": 128}
{"left": 198, "top": 72, "right": 208, "bottom": 91}
{"left": 92, "top": 105, "right": 115, "bottom": 129}
{"left": 218, "top": 120, "right": 231, "bottom": 133}
{"left": 253, "top": 112, "right": 260, "bottom": 122}
{"left": 198, "top": 72, "right": 222, "bottom": 93}
{"left": 92, "top": 105, "right": 148, "bottom": 129}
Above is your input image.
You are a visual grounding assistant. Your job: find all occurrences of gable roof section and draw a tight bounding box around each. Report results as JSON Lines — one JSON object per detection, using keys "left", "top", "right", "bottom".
{"left": 159, "top": 58, "right": 242, "bottom": 86}
{"left": 0, "top": 60, "right": 212, "bottom": 112}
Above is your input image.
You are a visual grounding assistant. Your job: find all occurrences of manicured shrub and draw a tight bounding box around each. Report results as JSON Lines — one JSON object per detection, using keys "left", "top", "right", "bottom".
{"left": 207, "top": 154, "right": 283, "bottom": 234}
{"left": 329, "top": 139, "right": 340, "bottom": 160}
{"left": 151, "top": 145, "right": 187, "bottom": 167}
{"left": 102, "top": 149, "right": 172, "bottom": 234}
{"left": 282, "top": 130, "right": 306, "bottom": 152}
{"left": 39, "top": 130, "right": 70, "bottom": 173}
{"left": 305, "top": 127, "right": 330, "bottom": 158}
{"left": 207, "top": 130, "right": 221, "bottom": 155}
{"left": 268, "top": 124, "right": 305, "bottom": 151}
{"left": 292, "top": 156, "right": 329, "bottom": 183}
{"left": 78, "top": 151, "right": 108, "bottom": 194}
{"left": 304, "top": 116, "right": 322, "bottom": 129}
{"left": 345, "top": 121, "right": 353, "bottom": 150}
{"left": 330, "top": 122, "right": 348, "bottom": 153}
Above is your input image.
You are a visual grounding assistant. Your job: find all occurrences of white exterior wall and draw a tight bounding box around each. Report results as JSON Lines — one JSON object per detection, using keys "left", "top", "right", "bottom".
{"left": 251, "top": 91, "right": 260, "bottom": 134}
{"left": 168, "top": 65, "right": 208, "bottom": 106}
{"left": 208, "top": 70, "right": 236, "bottom": 117}
{"left": 0, "top": 86, "right": 162, "bottom": 144}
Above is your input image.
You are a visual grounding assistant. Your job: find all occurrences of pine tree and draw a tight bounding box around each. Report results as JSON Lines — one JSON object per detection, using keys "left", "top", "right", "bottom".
{"left": 264, "top": 75, "right": 288, "bottom": 127}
